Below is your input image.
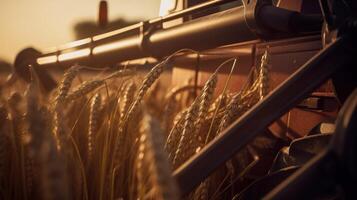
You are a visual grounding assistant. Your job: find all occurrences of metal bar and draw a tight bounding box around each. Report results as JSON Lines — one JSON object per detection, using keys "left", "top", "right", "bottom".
{"left": 149, "top": 0, "right": 237, "bottom": 24}
{"left": 34, "top": 0, "right": 240, "bottom": 66}
{"left": 32, "top": 3, "right": 321, "bottom": 68}
{"left": 35, "top": 5, "right": 252, "bottom": 68}
{"left": 40, "top": 0, "right": 236, "bottom": 54}
{"left": 15, "top": 1, "right": 323, "bottom": 87}
{"left": 173, "top": 36, "right": 355, "bottom": 195}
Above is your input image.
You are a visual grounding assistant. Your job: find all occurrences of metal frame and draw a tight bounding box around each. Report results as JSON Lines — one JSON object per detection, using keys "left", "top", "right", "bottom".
{"left": 264, "top": 89, "right": 357, "bottom": 199}
{"left": 14, "top": 0, "right": 322, "bottom": 87}
{"left": 173, "top": 34, "right": 356, "bottom": 196}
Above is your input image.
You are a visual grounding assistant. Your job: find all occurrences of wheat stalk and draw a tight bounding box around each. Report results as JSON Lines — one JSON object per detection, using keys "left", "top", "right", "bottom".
{"left": 24, "top": 156, "right": 35, "bottom": 198}
{"left": 193, "top": 180, "right": 209, "bottom": 200}
{"left": 40, "top": 109, "right": 71, "bottom": 200}
{"left": 103, "top": 68, "right": 135, "bottom": 81}
{"left": 164, "top": 85, "right": 197, "bottom": 100}
{"left": 213, "top": 53, "right": 269, "bottom": 181}
{"left": 26, "top": 72, "right": 70, "bottom": 200}
{"left": 207, "top": 93, "right": 228, "bottom": 116}
{"left": 0, "top": 105, "right": 9, "bottom": 186}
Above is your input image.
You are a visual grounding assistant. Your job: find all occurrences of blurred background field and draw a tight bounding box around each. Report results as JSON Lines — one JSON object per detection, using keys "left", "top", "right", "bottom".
{"left": 0, "top": 0, "right": 161, "bottom": 65}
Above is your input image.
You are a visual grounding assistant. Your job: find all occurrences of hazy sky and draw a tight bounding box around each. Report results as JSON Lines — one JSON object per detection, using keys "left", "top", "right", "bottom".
{"left": 0, "top": 0, "right": 161, "bottom": 63}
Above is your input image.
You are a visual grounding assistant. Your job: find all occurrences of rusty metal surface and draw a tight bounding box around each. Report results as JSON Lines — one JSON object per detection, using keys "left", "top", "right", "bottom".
{"left": 171, "top": 35, "right": 339, "bottom": 139}
{"left": 173, "top": 36, "right": 354, "bottom": 195}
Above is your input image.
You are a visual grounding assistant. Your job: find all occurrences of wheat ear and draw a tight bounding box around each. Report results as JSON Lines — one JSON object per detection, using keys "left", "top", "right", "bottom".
{"left": 207, "top": 93, "right": 228, "bottom": 116}
{"left": 258, "top": 49, "right": 270, "bottom": 100}
{"left": 165, "top": 109, "right": 187, "bottom": 162}
{"left": 54, "top": 65, "right": 81, "bottom": 109}
{"left": 65, "top": 80, "right": 104, "bottom": 102}
{"left": 120, "top": 82, "right": 136, "bottom": 120}
{"left": 137, "top": 114, "right": 179, "bottom": 200}
{"left": 88, "top": 93, "right": 101, "bottom": 164}
{"left": 218, "top": 93, "right": 242, "bottom": 134}
{"left": 103, "top": 68, "right": 134, "bottom": 80}
{"left": 196, "top": 74, "right": 218, "bottom": 128}
{"left": 66, "top": 69, "right": 134, "bottom": 102}
{"left": 173, "top": 73, "right": 217, "bottom": 167}
{"left": 123, "top": 60, "right": 169, "bottom": 125}
{"left": 163, "top": 85, "right": 203, "bottom": 132}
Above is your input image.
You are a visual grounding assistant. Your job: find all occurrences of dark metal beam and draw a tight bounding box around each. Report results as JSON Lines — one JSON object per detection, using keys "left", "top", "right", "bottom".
{"left": 264, "top": 89, "right": 357, "bottom": 199}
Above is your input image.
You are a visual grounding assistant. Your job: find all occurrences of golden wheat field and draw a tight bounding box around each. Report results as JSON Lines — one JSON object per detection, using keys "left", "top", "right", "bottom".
{"left": 0, "top": 50, "right": 275, "bottom": 200}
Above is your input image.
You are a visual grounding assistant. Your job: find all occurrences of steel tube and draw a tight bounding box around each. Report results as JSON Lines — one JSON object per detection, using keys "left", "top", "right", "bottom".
{"left": 89, "top": 6, "right": 252, "bottom": 66}
{"left": 148, "top": 6, "right": 252, "bottom": 56}
{"left": 32, "top": 4, "right": 321, "bottom": 68}
{"left": 36, "top": 5, "right": 254, "bottom": 68}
